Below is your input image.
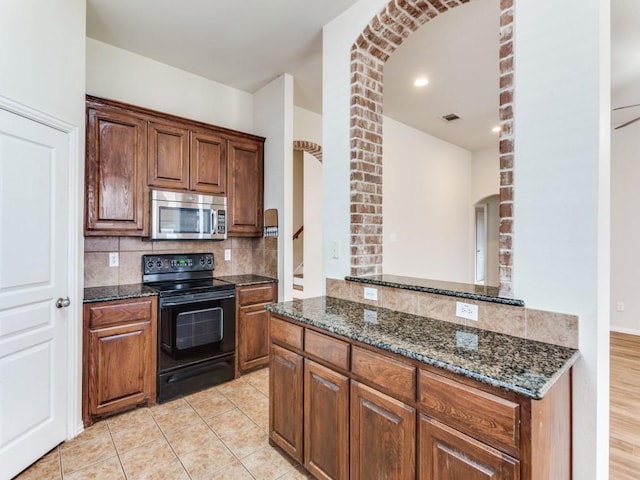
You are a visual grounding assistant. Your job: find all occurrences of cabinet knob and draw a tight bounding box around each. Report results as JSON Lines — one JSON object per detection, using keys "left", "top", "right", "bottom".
{"left": 55, "top": 297, "right": 71, "bottom": 308}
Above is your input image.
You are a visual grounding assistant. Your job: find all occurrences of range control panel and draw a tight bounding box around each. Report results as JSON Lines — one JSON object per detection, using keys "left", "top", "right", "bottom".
{"left": 142, "top": 253, "right": 214, "bottom": 274}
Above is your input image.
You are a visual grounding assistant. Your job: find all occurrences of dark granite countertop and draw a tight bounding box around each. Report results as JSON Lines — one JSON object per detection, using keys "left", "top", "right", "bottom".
{"left": 83, "top": 283, "right": 158, "bottom": 303}
{"left": 346, "top": 274, "right": 525, "bottom": 306}
{"left": 215, "top": 274, "right": 278, "bottom": 287}
{"left": 267, "top": 296, "right": 579, "bottom": 399}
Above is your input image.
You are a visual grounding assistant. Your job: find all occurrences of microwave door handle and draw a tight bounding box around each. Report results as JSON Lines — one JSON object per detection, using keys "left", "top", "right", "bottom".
{"left": 212, "top": 209, "right": 217, "bottom": 235}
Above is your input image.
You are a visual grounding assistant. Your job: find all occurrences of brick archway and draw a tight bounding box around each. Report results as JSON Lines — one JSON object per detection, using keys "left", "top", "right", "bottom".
{"left": 293, "top": 140, "right": 323, "bottom": 163}
{"left": 349, "top": 0, "right": 515, "bottom": 295}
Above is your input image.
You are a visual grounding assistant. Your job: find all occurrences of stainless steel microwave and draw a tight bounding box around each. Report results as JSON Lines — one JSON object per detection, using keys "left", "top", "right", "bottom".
{"left": 151, "top": 189, "right": 227, "bottom": 240}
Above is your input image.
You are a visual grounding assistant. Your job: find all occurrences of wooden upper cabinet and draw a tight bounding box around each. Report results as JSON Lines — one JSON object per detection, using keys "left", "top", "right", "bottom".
{"left": 190, "top": 130, "right": 226, "bottom": 194}
{"left": 85, "top": 104, "right": 148, "bottom": 236}
{"left": 227, "top": 137, "right": 264, "bottom": 236}
{"left": 85, "top": 96, "right": 265, "bottom": 237}
{"left": 148, "top": 124, "right": 226, "bottom": 194}
{"left": 147, "top": 121, "right": 190, "bottom": 190}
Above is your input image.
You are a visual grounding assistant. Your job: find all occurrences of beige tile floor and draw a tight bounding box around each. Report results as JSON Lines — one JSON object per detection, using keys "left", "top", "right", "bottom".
{"left": 14, "top": 368, "right": 311, "bottom": 480}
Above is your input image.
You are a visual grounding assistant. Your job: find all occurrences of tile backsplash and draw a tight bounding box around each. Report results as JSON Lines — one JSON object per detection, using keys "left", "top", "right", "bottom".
{"left": 84, "top": 236, "right": 278, "bottom": 287}
{"left": 326, "top": 278, "right": 578, "bottom": 349}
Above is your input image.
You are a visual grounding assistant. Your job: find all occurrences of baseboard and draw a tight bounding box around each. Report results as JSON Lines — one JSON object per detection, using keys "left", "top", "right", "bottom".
{"left": 610, "top": 326, "right": 640, "bottom": 336}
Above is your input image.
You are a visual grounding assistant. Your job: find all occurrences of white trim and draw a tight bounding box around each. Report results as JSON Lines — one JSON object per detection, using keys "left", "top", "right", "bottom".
{"left": 610, "top": 326, "right": 640, "bottom": 337}
{"left": 474, "top": 203, "right": 488, "bottom": 285}
{"left": 0, "top": 94, "right": 84, "bottom": 438}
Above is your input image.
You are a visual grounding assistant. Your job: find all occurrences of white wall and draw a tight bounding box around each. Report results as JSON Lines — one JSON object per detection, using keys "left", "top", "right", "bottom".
{"left": 324, "top": 0, "right": 610, "bottom": 477}
{"left": 471, "top": 147, "right": 500, "bottom": 204}
{"left": 513, "top": 1, "right": 610, "bottom": 478}
{"left": 254, "top": 74, "right": 294, "bottom": 301}
{"left": 294, "top": 107, "right": 324, "bottom": 298}
{"left": 323, "top": 0, "right": 389, "bottom": 281}
{"left": 383, "top": 116, "right": 472, "bottom": 282}
{"left": 1, "top": 2, "right": 85, "bottom": 127}
{"left": 86, "top": 38, "right": 254, "bottom": 132}
{"left": 611, "top": 125, "right": 640, "bottom": 334}
{"left": 1, "top": 0, "right": 87, "bottom": 438}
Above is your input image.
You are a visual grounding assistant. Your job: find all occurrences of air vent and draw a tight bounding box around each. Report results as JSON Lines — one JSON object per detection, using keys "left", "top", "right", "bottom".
{"left": 441, "top": 113, "right": 461, "bottom": 122}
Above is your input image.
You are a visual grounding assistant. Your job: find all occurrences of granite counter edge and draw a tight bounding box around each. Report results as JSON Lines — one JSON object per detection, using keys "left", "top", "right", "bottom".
{"left": 83, "top": 285, "right": 158, "bottom": 304}
{"left": 266, "top": 302, "right": 579, "bottom": 400}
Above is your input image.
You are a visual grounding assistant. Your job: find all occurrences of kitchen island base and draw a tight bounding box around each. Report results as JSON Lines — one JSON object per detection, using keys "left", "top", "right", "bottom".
{"left": 268, "top": 303, "right": 574, "bottom": 480}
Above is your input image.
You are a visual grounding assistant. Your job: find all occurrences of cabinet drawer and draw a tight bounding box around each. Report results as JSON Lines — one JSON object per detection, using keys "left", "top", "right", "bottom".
{"left": 305, "top": 330, "right": 350, "bottom": 371}
{"left": 271, "top": 316, "right": 303, "bottom": 350}
{"left": 351, "top": 346, "right": 415, "bottom": 402}
{"left": 418, "top": 369, "right": 520, "bottom": 453}
{"left": 87, "top": 299, "right": 154, "bottom": 329}
{"left": 238, "top": 284, "right": 276, "bottom": 306}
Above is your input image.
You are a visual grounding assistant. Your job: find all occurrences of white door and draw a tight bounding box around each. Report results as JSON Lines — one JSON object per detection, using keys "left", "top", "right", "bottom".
{"left": 0, "top": 105, "right": 70, "bottom": 478}
{"left": 475, "top": 205, "right": 487, "bottom": 284}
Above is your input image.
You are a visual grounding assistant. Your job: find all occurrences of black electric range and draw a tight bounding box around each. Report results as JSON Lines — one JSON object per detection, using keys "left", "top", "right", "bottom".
{"left": 143, "top": 253, "right": 236, "bottom": 402}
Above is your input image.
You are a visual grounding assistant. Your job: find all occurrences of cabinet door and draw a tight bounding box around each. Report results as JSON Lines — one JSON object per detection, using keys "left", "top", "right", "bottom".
{"left": 148, "top": 121, "right": 190, "bottom": 190}
{"left": 87, "top": 320, "right": 154, "bottom": 418}
{"left": 227, "top": 138, "right": 264, "bottom": 236}
{"left": 350, "top": 381, "right": 416, "bottom": 480}
{"left": 304, "top": 360, "right": 349, "bottom": 480}
{"left": 419, "top": 415, "right": 520, "bottom": 480}
{"left": 190, "top": 130, "right": 226, "bottom": 194}
{"left": 238, "top": 303, "right": 270, "bottom": 372}
{"left": 270, "top": 344, "right": 303, "bottom": 462}
{"left": 85, "top": 105, "right": 148, "bottom": 236}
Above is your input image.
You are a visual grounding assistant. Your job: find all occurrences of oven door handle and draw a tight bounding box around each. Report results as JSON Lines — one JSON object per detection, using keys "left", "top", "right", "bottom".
{"left": 160, "top": 291, "right": 235, "bottom": 307}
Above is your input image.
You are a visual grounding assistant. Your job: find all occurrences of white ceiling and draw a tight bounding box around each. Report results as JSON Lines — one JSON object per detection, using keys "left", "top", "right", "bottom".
{"left": 86, "top": 0, "right": 360, "bottom": 112}
{"left": 384, "top": 0, "right": 500, "bottom": 151}
{"left": 87, "top": 1, "right": 640, "bottom": 149}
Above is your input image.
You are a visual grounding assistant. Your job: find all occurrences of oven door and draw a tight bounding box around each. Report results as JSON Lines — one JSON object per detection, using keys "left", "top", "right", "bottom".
{"left": 158, "top": 291, "right": 235, "bottom": 372}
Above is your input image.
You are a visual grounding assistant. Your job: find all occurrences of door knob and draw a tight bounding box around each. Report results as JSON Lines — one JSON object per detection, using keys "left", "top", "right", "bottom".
{"left": 55, "top": 297, "right": 71, "bottom": 308}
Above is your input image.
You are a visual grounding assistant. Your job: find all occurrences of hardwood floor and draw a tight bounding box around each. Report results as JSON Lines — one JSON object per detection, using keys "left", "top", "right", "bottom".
{"left": 610, "top": 331, "right": 640, "bottom": 479}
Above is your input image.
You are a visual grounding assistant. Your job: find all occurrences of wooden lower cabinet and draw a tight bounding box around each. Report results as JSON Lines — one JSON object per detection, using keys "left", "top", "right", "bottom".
{"left": 268, "top": 313, "right": 572, "bottom": 480}
{"left": 419, "top": 415, "right": 519, "bottom": 480}
{"left": 304, "top": 360, "right": 349, "bottom": 480}
{"left": 350, "top": 381, "right": 416, "bottom": 480}
{"left": 270, "top": 344, "right": 304, "bottom": 462}
{"left": 237, "top": 283, "right": 278, "bottom": 374}
{"left": 83, "top": 297, "right": 157, "bottom": 424}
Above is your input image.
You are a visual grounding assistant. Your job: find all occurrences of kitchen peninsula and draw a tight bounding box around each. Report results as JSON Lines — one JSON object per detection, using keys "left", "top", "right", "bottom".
{"left": 267, "top": 296, "right": 579, "bottom": 480}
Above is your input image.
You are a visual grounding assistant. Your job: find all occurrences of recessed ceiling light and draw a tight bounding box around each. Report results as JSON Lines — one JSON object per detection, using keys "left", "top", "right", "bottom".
{"left": 414, "top": 77, "right": 429, "bottom": 87}
{"left": 491, "top": 126, "right": 501, "bottom": 133}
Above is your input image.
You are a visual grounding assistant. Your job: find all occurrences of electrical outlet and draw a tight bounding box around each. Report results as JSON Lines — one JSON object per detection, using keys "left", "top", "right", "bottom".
{"left": 108, "top": 252, "right": 119, "bottom": 267}
{"left": 456, "top": 331, "right": 479, "bottom": 351}
{"left": 224, "top": 249, "right": 231, "bottom": 261}
{"left": 364, "top": 309, "right": 378, "bottom": 324}
{"left": 617, "top": 301, "right": 625, "bottom": 312}
{"left": 331, "top": 241, "right": 339, "bottom": 259}
{"left": 364, "top": 287, "right": 378, "bottom": 301}
{"left": 456, "top": 301, "right": 478, "bottom": 321}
